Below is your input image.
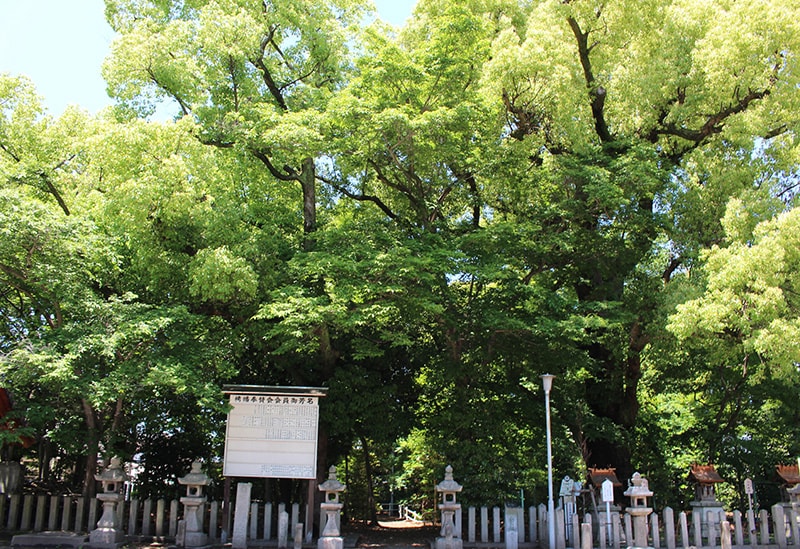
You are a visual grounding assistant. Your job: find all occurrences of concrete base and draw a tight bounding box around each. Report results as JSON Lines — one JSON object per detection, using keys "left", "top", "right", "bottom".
{"left": 318, "top": 536, "right": 344, "bottom": 549}
{"left": 691, "top": 500, "right": 725, "bottom": 538}
{"left": 435, "top": 537, "right": 462, "bottom": 549}
{"left": 11, "top": 532, "right": 88, "bottom": 548}
{"left": 88, "top": 527, "right": 125, "bottom": 548}
{"left": 184, "top": 531, "right": 209, "bottom": 547}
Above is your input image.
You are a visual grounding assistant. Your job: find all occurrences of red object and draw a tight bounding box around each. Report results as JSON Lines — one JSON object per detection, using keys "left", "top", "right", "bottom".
{"left": 0, "top": 388, "right": 35, "bottom": 448}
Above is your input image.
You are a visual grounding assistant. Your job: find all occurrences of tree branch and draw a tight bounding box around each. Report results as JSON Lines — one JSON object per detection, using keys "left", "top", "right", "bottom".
{"left": 146, "top": 67, "right": 191, "bottom": 116}
{"left": 250, "top": 147, "right": 297, "bottom": 182}
{"left": 650, "top": 59, "right": 783, "bottom": 154}
{"left": 251, "top": 28, "right": 289, "bottom": 111}
{"left": 38, "top": 172, "right": 70, "bottom": 216}
{"left": 317, "top": 173, "right": 399, "bottom": 220}
{"left": 0, "top": 262, "right": 62, "bottom": 329}
{"left": 567, "top": 16, "right": 613, "bottom": 143}
{"left": 662, "top": 256, "right": 682, "bottom": 285}
{"left": 0, "top": 141, "right": 21, "bottom": 162}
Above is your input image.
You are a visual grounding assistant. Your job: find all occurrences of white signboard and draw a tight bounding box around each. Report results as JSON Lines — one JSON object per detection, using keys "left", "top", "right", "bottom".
{"left": 601, "top": 479, "right": 614, "bottom": 503}
{"left": 222, "top": 387, "right": 324, "bottom": 479}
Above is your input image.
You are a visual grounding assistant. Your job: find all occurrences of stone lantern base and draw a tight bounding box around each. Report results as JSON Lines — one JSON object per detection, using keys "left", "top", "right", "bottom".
{"left": 691, "top": 500, "right": 725, "bottom": 538}
{"left": 318, "top": 536, "right": 344, "bottom": 549}
{"left": 435, "top": 537, "right": 463, "bottom": 549}
{"left": 88, "top": 527, "right": 125, "bottom": 548}
{"left": 183, "top": 531, "right": 209, "bottom": 548}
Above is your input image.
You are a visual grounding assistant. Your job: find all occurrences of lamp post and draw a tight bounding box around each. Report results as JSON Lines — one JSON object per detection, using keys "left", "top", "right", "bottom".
{"left": 541, "top": 374, "right": 556, "bottom": 549}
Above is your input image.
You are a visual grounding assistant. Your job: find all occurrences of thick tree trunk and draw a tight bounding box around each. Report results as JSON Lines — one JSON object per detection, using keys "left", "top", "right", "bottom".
{"left": 577, "top": 271, "right": 643, "bottom": 482}
{"left": 300, "top": 157, "right": 316, "bottom": 250}
{"left": 361, "top": 436, "right": 378, "bottom": 526}
{"left": 81, "top": 398, "right": 100, "bottom": 500}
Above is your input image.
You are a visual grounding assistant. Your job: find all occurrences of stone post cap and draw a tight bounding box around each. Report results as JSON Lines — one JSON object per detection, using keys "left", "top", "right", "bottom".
{"left": 178, "top": 461, "right": 211, "bottom": 486}
{"left": 319, "top": 466, "right": 346, "bottom": 493}
{"left": 94, "top": 456, "right": 127, "bottom": 484}
{"left": 436, "top": 465, "right": 463, "bottom": 493}
{"left": 623, "top": 472, "right": 653, "bottom": 498}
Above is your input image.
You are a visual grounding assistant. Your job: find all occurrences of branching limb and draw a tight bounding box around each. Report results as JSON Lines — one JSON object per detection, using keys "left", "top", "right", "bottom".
{"left": 567, "top": 15, "right": 613, "bottom": 143}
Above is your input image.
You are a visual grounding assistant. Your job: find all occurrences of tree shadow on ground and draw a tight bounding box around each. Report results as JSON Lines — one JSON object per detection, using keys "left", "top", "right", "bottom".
{"left": 345, "top": 516, "right": 439, "bottom": 548}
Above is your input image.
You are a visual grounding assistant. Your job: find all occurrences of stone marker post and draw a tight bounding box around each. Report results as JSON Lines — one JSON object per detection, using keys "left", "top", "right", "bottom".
{"left": 436, "top": 466, "right": 463, "bottom": 549}
{"left": 178, "top": 461, "right": 210, "bottom": 548}
{"left": 505, "top": 508, "right": 518, "bottom": 549}
{"left": 278, "top": 510, "right": 290, "bottom": 549}
{"left": 232, "top": 483, "right": 252, "bottom": 549}
{"left": 318, "top": 465, "right": 346, "bottom": 549}
{"left": 89, "top": 457, "right": 127, "bottom": 548}
{"left": 623, "top": 472, "right": 653, "bottom": 549}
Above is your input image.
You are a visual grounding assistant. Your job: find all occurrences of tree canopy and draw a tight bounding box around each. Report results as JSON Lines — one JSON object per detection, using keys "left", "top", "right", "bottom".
{"left": 1, "top": 0, "right": 799, "bottom": 514}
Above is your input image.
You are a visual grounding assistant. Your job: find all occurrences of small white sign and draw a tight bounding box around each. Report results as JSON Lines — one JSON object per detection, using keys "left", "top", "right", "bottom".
{"left": 222, "top": 387, "right": 324, "bottom": 479}
{"left": 744, "top": 478, "right": 753, "bottom": 495}
{"left": 601, "top": 479, "right": 614, "bottom": 503}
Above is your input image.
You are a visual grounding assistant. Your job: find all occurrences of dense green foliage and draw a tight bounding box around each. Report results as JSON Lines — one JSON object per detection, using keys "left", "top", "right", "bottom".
{"left": 1, "top": 0, "right": 799, "bottom": 516}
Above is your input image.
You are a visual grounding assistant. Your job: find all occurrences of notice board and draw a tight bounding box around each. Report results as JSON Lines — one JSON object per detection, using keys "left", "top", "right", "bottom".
{"left": 222, "top": 386, "right": 326, "bottom": 479}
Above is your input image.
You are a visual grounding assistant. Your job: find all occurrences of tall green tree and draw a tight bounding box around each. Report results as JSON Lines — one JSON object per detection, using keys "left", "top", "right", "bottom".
{"left": 474, "top": 0, "right": 797, "bottom": 477}
{"left": 1, "top": 76, "right": 239, "bottom": 496}
{"left": 101, "top": 9, "right": 377, "bottom": 478}
{"left": 664, "top": 205, "right": 800, "bottom": 499}
{"left": 6, "top": 0, "right": 797, "bottom": 504}
{"left": 323, "top": 0, "right": 800, "bottom": 482}
{"left": 103, "top": 0, "right": 371, "bottom": 246}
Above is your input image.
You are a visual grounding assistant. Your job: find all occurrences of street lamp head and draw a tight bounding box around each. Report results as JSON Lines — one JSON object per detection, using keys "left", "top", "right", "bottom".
{"left": 541, "top": 373, "right": 555, "bottom": 393}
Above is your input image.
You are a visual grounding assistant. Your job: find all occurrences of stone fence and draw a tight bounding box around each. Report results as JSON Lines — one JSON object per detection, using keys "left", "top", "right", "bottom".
{"left": 1, "top": 492, "right": 800, "bottom": 549}
{"left": 453, "top": 503, "right": 800, "bottom": 549}
{"left": 0, "top": 493, "right": 308, "bottom": 544}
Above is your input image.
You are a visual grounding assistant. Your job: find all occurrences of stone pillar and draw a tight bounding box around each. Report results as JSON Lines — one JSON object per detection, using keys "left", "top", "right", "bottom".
{"left": 232, "top": 483, "right": 252, "bottom": 549}
{"left": 177, "top": 461, "right": 210, "bottom": 548}
{"left": 623, "top": 472, "right": 653, "bottom": 549}
{"left": 435, "top": 466, "right": 463, "bottom": 549}
{"left": 789, "top": 483, "right": 800, "bottom": 538}
{"left": 318, "top": 466, "right": 346, "bottom": 549}
{"left": 505, "top": 508, "right": 518, "bottom": 549}
{"left": 581, "top": 523, "right": 592, "bottom": 549}
{"left": 89, "top": 457, "right": 127, "bottom": 548}
{"left": 278, "top": 510, "right": 290, "bottom": 549}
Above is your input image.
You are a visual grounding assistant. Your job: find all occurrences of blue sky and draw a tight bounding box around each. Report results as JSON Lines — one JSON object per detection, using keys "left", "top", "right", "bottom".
{"left": 0, "top": 0, "right": 416, "bottom": 116}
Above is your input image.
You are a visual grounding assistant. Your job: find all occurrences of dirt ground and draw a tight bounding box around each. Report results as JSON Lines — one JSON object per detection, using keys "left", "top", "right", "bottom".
{"left": 345, "top": 516, "right": 438, "bottom": 548}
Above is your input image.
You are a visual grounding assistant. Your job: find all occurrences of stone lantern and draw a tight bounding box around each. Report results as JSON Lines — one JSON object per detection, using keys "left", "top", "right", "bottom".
{"left": 178, "top": 461, "right": 211, "bottom": 547}
{"left": 89, "top": 456, "right": 127, "bottom": 548}
{"left": 688, "top": 463, "right": 725, "bottom": 538}
{"left": 623, "top": 472, "right": 653, "bottom": 549}
{"left": 318, "top": 466, "right": 346, "bottom": 549}
{"left": 435, "top": 465, "right": 463, "bottom": 549}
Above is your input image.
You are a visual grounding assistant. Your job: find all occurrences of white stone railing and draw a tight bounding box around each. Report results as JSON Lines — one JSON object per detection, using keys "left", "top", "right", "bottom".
{"left": 455, "top": 503, "right": 800, "bottom": 549}
{"left": 2, "top": 492, "right": 799, "bottom": 549}
{"left": 0, "top": 494, "right": 307, "bottom": 543}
